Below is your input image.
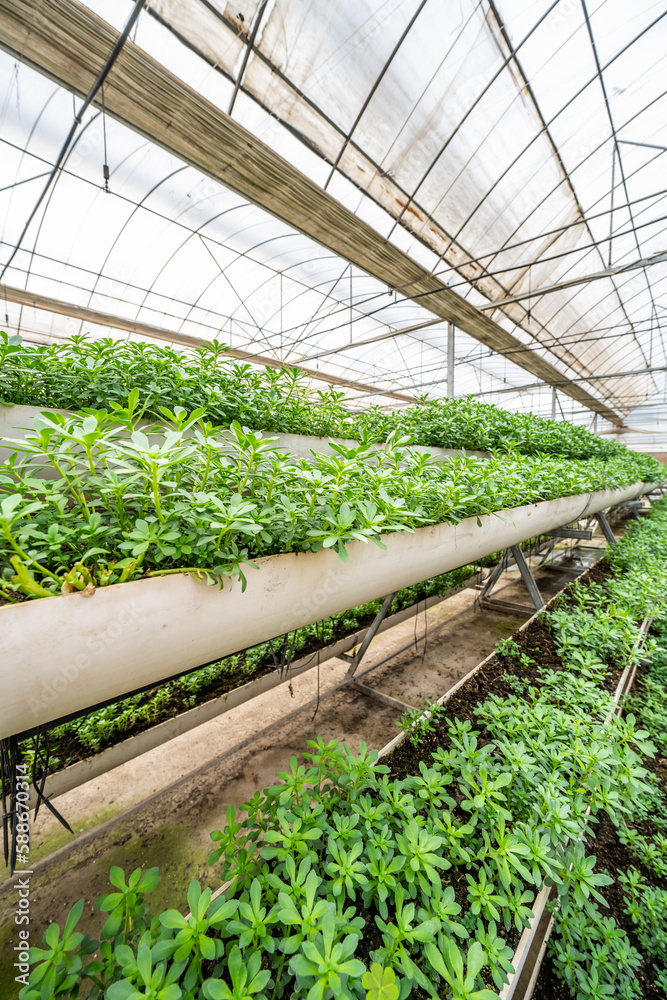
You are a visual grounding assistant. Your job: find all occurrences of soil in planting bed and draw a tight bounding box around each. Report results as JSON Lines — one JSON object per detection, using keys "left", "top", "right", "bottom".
{"left": 373, "top": 560, "right": 618, "bottom": 988}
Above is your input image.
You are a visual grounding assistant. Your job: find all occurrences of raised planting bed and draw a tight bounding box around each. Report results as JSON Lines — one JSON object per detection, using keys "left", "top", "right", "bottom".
{"left": 0, "top": 333, "right": 646, "bottom": 462}
{"left": 0, "top": 484, "right": 652, "bottom": 740}
{"left": 374, "top": 557, "right": 648, "bottom": 994}
{"left": 17, "top": 501, "right": 666, "bottom": 1000}
{"left": 532, "top": 621, "right": 667, "bottom": 1000}
{"left": 23, "top": 565, "right": 483, "bottom": 802}
{"left": 0, "top": 403, "right": 491, "bottom": 465}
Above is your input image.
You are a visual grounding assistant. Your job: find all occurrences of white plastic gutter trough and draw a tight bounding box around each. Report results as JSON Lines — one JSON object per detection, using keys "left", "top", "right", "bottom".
{"left": 0, "top": 481, "right": 653, "bottom": 739}
{"left": 0, "top": 402, "right": 490, "bottom": 465}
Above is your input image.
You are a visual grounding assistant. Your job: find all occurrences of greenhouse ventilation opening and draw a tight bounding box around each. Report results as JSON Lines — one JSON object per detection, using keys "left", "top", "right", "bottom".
{"left": 2, "top": 2, "right": 667, "bottom": 999}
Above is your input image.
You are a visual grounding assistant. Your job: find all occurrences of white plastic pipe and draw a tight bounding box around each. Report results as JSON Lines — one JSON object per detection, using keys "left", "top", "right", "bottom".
{"left": 0, "top": 482, "right": 652, "bottom": 739}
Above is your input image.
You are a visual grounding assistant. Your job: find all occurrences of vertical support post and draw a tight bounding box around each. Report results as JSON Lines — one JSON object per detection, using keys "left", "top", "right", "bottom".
{"left": 510, "top": 545, "right": 544, "bottom": 611}
{"left": 593, "top": 412, "right": 598, "bottom": 434}
{"left": 344, "top": 592, "right": 396, "bottom": 680}
{"left": 551, "top": 387, "right": 557, "bottom": 421}
{"left": 596, "top": 512, "right": 616, "bottom": 545}
{"left": 447, "top": 322, "right": 455, "bottom": 398}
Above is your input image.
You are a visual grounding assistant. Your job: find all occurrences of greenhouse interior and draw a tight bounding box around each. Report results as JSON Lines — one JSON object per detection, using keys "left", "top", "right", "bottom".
{"left": 2, "top": 0, "right": 667, "bottom": 997}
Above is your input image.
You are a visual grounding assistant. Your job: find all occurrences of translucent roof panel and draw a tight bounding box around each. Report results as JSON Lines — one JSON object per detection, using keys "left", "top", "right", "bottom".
{"left": 134, "top": 0, "right": 667, "bottom": 409}
{"left": 1, "top": 0, "right": 666, "bottom": 425}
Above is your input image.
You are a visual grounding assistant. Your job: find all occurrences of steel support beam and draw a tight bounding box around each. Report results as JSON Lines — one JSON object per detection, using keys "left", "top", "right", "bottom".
{"left": 349, "top": 681, "right": 414, "bottom": 715}
{"left": 342, "top": 593, "right": 396, "bottom": 680}
{"left": 510, "top": 545, "right": 544, "bottom": 611}
{"left": 447, "top": 322, "right": 455, "bottom": 398}
{"left": 595, "top": 512, "right": 616, "bottom": 545}
{"left": 477, "top": 249, "right": 667, "bottom": 309}
{"left": 0, "top": 0, "right": 624, "bottom": 426}
{"left": 478, "top": 546, "right": 543, "bottom": 615}
{"left": 477, "top": 552, "right": 509, "bottom": 604}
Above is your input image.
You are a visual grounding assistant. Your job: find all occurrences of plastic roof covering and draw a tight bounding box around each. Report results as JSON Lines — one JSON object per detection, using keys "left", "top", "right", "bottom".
{"left": 1, "top": 0, "right": 667, "bottom": 426}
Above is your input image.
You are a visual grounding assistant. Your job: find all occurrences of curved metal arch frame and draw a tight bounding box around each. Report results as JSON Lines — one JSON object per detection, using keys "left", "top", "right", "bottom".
{"left": 142, "top": 0, "right": 594, "bottom": 366}
{"left": 420, "top": 11, "right": 667, "bottom": 289}
{"left": 412, "top": 42, "right": 664, "bottom": 378}
{"left": 322, "top": 0, "right": 430, "bottom": 191}
{"left": 3, "top": 2, "right": 664, "bottom": 414}
{"left": 135, "top": 0, "right": 659, "bottom": 412}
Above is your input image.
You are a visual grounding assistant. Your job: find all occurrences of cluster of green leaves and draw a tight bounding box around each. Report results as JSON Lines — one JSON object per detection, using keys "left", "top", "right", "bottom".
{"left": 0, "top": 333, "right": 661, "bottom": 466}
{"left": 18, "top": 565, "right": 474, "bottom": 774}
{"left": 544, "top": 498, "right": 667, "bottom": 999}
{"left": 0, "top": 401, "right": 659, "bottom": 603}
{"left": 397, "top": 701, "right": 446, "bottom": 746}
{"left": 621, "top": 870, "right": 667, "bottom": 972}
{"left": 20, "top": 500, "right": 667, "bottom": 1000}
{"left": 550, "top": 896, "right": 642, "bottom": 1000}
{"left": 494, "top": 639, "right": 534, "bottom": 671}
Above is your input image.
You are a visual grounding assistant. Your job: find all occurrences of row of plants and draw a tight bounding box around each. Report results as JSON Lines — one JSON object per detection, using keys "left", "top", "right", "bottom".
{"left": 19, "top": 502, "right": 667, "bottom": 999}
{"left": 0, "top": 332, "right": 641, "bottom": 461}
{"left": 535, "top": 510, "right": 667, "bottom": 1000}
{"left": 0, "top": 399, "right": 661, "bottom": 602}
{"left": 19, "top": 565, "right": 476, "bottom": 776}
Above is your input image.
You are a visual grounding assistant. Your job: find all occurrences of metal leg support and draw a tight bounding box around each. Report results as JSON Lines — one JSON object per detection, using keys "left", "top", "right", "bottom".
{"left": 595, "top": 511, "right": 616, "bottom": 545}
{"left": 342, "top": 592, "right": 396, "bottom": 680}
{"left": 510, "top": 545, "right": 544, "bottom": 611}
{"left": 476, "top": 551, "right": 509, "bottom": 604}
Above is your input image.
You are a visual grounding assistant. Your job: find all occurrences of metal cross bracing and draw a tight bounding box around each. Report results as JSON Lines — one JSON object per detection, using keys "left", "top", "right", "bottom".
{"left": 477, "top": 546, "right": 545, "bottom": 617}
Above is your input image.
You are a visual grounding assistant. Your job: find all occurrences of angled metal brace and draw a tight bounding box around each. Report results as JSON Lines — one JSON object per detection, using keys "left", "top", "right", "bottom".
{"left": 510, "top": 545, "right": 544, "bottom": 611}
{"left": 595, "top": 511, "right": 616, "bottom": 545}
{"left": 476, "top": 551, "right": 510, "bottom": 604}
{"left": 533, "top": 537, "right": 558, "bottom": 570}
{"left": 343, "top": 592, "right": 396, "bottom": 680}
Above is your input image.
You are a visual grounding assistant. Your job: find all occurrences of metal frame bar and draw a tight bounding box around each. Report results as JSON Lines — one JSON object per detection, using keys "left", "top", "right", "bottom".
{"left": 479, "top": 544, "right": 546, "bottom": 615}
{"left": 342, "top": 592, "right": 397, "bottom": 680}
{"left": 545, "top": 527, "right": 594, "bottom": 540}
{"left": 510, "top": 545, "right": 544, "bottom": 612}
{"left": 595, "top": 511, "right": 616, "bottom": 545}
{"left": 349, "top": 681, "right": 414, "bottom": 715}
{"left": 473, "top": 0, "right": 648, "bottom": 371}
{"left": 580, "top": 0, "right": 667, "bottom": 363}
